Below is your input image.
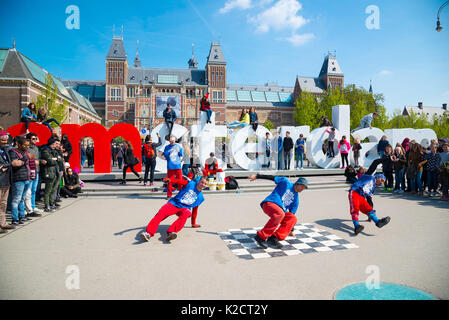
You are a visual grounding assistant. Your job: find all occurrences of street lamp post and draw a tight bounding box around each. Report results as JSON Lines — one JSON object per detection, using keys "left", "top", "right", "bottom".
{"left": 436, "top": 1, "right": 449, "bottom": 32}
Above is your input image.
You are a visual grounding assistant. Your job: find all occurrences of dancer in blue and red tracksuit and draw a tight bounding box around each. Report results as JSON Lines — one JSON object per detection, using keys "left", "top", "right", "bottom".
{"left": 140, "top": 176, "right": 208, "bottom": 242}
{"left": 349, "top": 172, "right": 391, "bottom": 235}
{"left": 249, "top": 174, "right": 308, "bottom": 249}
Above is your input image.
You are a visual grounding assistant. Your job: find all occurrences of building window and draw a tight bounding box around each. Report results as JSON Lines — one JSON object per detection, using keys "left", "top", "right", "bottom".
{"left": 113, "top": 110, "right": 119, "bottom": 117}
{"left": 111, "top": 88, "right": 121, "bottom": 101}
{"left": 212, "top": 90, "right": 223, "bottom": 103}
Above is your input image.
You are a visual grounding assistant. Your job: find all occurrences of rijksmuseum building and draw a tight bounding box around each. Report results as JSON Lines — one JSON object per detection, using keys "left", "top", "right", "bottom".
{"left": 64, "top": 34, "right": 344, "bottom": 131}
{"left": 0, "top": 34, "right": 344, "bottom": 131}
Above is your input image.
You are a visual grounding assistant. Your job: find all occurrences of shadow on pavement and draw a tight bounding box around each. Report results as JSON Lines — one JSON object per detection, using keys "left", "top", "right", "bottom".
{"left": 315, "top": 218, "right": 375, "bottom": 237}
{"left": 114, "top": 224, "right": 171, "bottom": 245}
{"left": 374, "top": 190, "right": 449, "bottom": 210}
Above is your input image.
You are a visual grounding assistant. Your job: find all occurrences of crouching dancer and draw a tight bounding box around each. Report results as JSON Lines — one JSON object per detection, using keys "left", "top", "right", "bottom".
{"left": 140, "top": 176, "right": 208, "bottom": 243}
{"left": 349, "top": 173, "right": 391, "bottom": 235}
{"left": 248, "top": 174, "right": 308, "bottom": 249}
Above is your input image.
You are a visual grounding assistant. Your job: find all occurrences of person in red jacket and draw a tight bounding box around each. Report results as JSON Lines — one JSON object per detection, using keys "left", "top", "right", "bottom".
{"left": 202, "top": 152, "right": 223, "bottom": 177}
{"left": 200, "top": 93, "right": 213, "bottom": 124}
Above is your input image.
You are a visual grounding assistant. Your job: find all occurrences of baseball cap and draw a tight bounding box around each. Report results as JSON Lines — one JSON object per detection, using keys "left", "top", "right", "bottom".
{"left": 295, "top": 177, "right": 308, "bottom": 188}
{"left": 375, "top": 174, "right": 386, "bottom": 180}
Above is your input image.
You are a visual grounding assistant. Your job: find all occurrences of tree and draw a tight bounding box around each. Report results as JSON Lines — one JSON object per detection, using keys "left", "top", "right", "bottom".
{"left": 33, "top": 73, "right": 68, "bottom": 127}
{"left": 263, "top": 119, "right": 275, "bottom": 131}
{"left": 294, "top": 90, "right": 321, "bottom": 129}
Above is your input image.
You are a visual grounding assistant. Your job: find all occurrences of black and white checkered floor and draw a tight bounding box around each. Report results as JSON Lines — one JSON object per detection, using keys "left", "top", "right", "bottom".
{"left": 218, "top": 223, "right": 358, "bottom": 260}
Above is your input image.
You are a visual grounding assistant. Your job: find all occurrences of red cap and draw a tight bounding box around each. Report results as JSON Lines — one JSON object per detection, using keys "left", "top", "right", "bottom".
{"left": 204, "top": 93, "right": 209, "bottom": 100}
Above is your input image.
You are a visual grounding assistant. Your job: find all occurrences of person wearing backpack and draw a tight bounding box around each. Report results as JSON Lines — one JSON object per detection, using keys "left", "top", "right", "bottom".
{"left": 8, "top": 136, "right": 33, "bottom": 225}
{"left": 143, "top": 133, "right": 162, "bottom": 186}
{"left": 338, "top": 135, "right": 351, "bottom": 169}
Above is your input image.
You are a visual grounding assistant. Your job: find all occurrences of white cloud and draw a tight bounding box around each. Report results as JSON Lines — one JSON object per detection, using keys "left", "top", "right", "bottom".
{"left": 378, "top": 70, "right": 393, "bottom": 76}
{"left": 280, "top": 32, "right": 315, "bottom": 46}
{"left": 248, "top": 0, "right": 309, "bottom": 33}
{"left": 219, "top": 0, "right": 253, "bottom": 14}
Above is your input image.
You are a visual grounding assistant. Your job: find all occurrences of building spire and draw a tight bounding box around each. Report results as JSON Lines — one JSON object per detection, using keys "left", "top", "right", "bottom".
{"left": 134, "top": 40, "right": 141, "bottom": 67}
{"left": 369, "top": 79, "right": 373, "bottom": 93}
{"left": 188, "top": 43, "right": 198, "bottom": 69}
{"left": 12, "top": 37, "right": 15, "bottom": 49}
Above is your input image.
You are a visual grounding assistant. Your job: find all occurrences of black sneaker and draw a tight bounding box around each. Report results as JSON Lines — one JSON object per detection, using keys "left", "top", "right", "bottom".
{"left": 23, "top": 216, "right": 32, "bottom": 221}
{"left": 55, "top": 199, "right": 62, "bottom": 203}
{"left": 44, "top": 207, "right": 52, "bottom": 213}
{"left": 11, "top": 220, "right": 20, "bottom": 226}
{"left": 354, "top": 225, "right": 364, "bottom": 235}
{"left": 267, "top": 235, "right": 283, "bottom": 249}
{"left": 28, "top": 212, "right": 42, "bottom": 217}
{"left": 166, "top": 232, "right": 177, "bottom": 242}
{"left": 18, "top": 220, "right": 24, "bottom": 224}
{"left": 376, "top": 216, "right": 391, "bottom": 228}
{"left": 54, "top": 203, "right": 61, "bottom": 207}
{"left": 254, "top": 234, "right": 268, "bottom": 249}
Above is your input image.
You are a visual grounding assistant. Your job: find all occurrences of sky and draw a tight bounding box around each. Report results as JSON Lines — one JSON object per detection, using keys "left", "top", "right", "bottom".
{"left": 0, "top": 0, "right": 448, "bottom": 116}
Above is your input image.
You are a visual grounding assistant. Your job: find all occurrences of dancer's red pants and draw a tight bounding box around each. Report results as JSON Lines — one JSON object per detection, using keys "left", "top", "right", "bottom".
{"left": 348, "top": 190, "right": 373, "bottom": 221}
{"left": 146, "top": 202, "right": 198, "bottom": 236}
{"left": 166, "top": 169, "right": 182, "bottom": 198}
{"left": 256, "top": 201, "right": 297, "bottom": 241}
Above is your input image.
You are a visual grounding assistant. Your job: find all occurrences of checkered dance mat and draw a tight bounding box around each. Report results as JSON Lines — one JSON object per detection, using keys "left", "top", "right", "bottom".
{"left": 218, "top": 223, "right": 358, "bottom": 260}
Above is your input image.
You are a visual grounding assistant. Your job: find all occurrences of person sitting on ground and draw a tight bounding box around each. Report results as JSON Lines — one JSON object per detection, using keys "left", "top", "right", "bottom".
{"left": 200, "top": 93, "right": 213, "bottom": 124}
{"left": 37, "top": 107, "right": 60, "bottom": 133}
{"left": 344, "top": 165, "right": 358, "bottom": 184}
{"left": 61, "top": 167, "right": 81, "bottom": 198}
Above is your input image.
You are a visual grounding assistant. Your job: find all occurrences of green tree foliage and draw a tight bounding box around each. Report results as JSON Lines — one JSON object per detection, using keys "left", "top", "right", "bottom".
{"left": 33, "top": 73, "right": 67, "bottom": 127}
{"left": 292, "top": 84, "right": 449, "bottom": 138}
{"left": 294, "top": 90, "right": 321, "bottom": 128}
{"left": 263, "top": 119, "right": 275, "bottom": 131}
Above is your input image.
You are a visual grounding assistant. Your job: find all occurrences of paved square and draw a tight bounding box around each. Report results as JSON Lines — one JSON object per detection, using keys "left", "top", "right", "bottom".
{"left": 218, "top": 223, "right": 358, "bottom": 259}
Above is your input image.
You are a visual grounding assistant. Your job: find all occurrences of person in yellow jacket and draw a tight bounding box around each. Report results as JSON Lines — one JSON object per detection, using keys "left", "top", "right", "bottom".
{"left": 228, "top": 109, "right": 250, "bottom": 128}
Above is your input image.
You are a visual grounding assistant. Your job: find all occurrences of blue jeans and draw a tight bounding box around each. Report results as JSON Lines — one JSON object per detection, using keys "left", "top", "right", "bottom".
{"left": 296, "top": 152, "right": 304, "bottom": 168}
{"left": 411, "top": 171, "right": 423, "bottom": 192}
{"left": 11, "top": 180, "right": 31, "bottom": 221}
{"left": 228, "top": 121, "right": 248, "bottom": 128}
{"left": 30, "top": 173, "right": 39, "bottom": 209}
{"left": 394, "top": 168, "right": 405, "bottom": 191}
{"left": 202, "top": 109, "right": 212, "bottom": 122}
{"left": 427, "top": 170, "right": 439, "bottom": 193}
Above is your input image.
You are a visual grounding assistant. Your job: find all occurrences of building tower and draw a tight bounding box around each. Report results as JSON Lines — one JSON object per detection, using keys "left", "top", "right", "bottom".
{"left": 318, "top": 53, "right": 344, "bottom": 90}
{"left": 105, "top": 28, "right": 128, "bottom": 128}
{"left": 206, "top": 42, "right": 226, "bottom": 123}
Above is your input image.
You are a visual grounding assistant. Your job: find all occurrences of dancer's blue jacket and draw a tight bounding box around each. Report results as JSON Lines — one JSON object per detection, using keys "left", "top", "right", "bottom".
{"left": 350, "top": 174, "right": 376, "bottom": 198}
{"left": 163, "top": 143, "right": 183, "bottom": 170}
{"left": 260, "top": 176, "right": 299, "bottom": 214}
{"left": 169, "top": 177, "right": 205, "bottom": 210}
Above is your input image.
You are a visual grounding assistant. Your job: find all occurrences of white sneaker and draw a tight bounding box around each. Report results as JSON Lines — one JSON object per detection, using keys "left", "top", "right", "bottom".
{"left": 300, "top": 167, "right": 304, "bottom": 170}
{"left": 140, "top": 232, "right": 151, "bottom": 242}
{"left": 33, "top": 208, "right": 43, "bottom": 213}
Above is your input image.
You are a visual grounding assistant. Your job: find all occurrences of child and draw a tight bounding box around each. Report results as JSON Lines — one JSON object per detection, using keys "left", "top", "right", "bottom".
{"left": 338, "top": 136, "right": 351, "bottom": 169}
{"left": 352, "top": 138, "right": 362, "bottom": 168}
{"left": 357, "top": 166, "right": 366, "bottom": 179}
{"left": 325, "top": 127, "right": 336, "bottom": 158}
{"left": 248, "top": 174, "right": 308, "bottom": 249}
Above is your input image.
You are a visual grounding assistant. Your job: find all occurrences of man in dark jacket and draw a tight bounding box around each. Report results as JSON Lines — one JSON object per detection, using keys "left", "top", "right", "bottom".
{"left": 9, "top": 136, "right": 32, "bottom": 225}
{"left": 283, "top": 131, "right": 294, "bottom": 170}
{"left": 0, "top": 130, "right": 15, "bottom": 232}
{"left": 143, "top": 133, "right": 162, "bottom": 186}
{"left": 40, "top": 138, "right": 60, "bottom": 212}
{"left": 163, "top": 103, "right": 177, "bottom": 140}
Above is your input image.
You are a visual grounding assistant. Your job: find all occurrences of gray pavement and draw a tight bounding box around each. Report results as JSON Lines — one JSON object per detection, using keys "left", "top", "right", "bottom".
{"left": 0, "top": 187, "right": 448, "bottom": 300}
